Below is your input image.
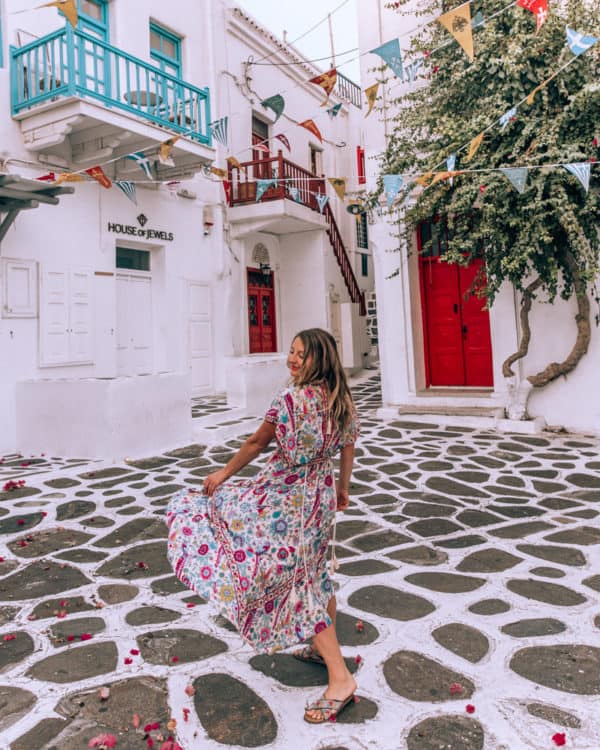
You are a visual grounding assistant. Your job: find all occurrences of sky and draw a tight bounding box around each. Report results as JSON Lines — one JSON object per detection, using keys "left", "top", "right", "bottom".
{"left": 238, "top": 0, "right": 361, "bottom": 84}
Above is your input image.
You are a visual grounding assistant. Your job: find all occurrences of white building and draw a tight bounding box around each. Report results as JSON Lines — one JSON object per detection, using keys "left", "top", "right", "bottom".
{"left": 357, "top": 0, "right": 600, "bottom": 436}
{"left": 0, "top": 0, "right": 373, "bottom": 459}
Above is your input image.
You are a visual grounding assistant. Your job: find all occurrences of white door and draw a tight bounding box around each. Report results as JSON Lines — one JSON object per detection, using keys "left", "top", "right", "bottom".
{"left": 329, "top": 288, "right": 343, "bottom": 360}
{"left": 188, "top": 281, "right": 212, "bottom": 395}
{"left": 116, "top": 273, "right": 153, "bottom": 375}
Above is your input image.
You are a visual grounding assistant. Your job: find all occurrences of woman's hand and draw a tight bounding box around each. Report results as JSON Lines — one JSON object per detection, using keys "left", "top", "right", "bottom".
{"left": 203, "top": 469, "right": 228, "bottom": 497}
{"left": 336, "top": 488, "right": 350, "bottom": 511}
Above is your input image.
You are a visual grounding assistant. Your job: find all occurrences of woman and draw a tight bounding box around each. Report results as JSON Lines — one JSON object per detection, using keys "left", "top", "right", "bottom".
{"left": 166, "top": 328, "right": 359, "bottom": 724}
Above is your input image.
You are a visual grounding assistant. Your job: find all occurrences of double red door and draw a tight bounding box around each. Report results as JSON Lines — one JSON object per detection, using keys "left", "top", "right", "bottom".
{"left": 248, "top": 269, "right": 276, "bottom": 353}
{"left": 419, "top": 229, "right": 493, "bottom": 387}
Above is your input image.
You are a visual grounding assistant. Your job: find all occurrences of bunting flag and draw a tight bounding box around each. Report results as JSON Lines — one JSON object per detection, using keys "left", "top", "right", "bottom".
{"left": 253, "top": 142, "right": 271, "bottom": 153}
{"left": 227, "top": 156, "right": 246, "bottom": 174}
{"left": 54, "top": 172, "right": 84, "bottom": 184}
{"left": 526, "top": 81, "right": 546, "bottom": 105}
{"left": 499, "top": 106, "right": 517, "bottom": 130}
{"left": 256, "top": 179, "right": 277, "bottom": 201}
{"left": 415, "top": 172, "right": 433, "bottom": 187}
{"left": 465, "top": 132, "right": 484, "bottom": 162}
{"left": 383, "top": 174, "right": 403, "bottom": 207}
{"left": 370, "top": 39, "right": 404, "bottom": 81}
{"left": 165, "top": 180, "right": 180, "bottom": 193}
{"left": 260, "top": 94, "right": 285, "bottom": 122}
{"left": 36, "top": 172, "right": 56, "bottom": 181}
{"left": 431, "top": 171, "right": 455, "bottom": 185}
{"left": 275, "top": 133, "right": 291, "bottom": 151}
{"left": 159, "top": 136, "right": 180, "bottom": 167}
{"left": 222, "top": 179, "right": 231, "bottom": 203}
{"left": 210, "top": 166, "right": 227, "bottom": 178}
{"left": 517, "top": 0, "right": 549, "bottom": 33}
{"left": 564, "top": 162, "right": 591, "bottom": 192}
{"left": 308, "top": 68, "right": 337, "bottom": 104}
{"left": 209, "top": 116, "right": 228, "bottom": 146}
{"left": 404, "top": 58, "right": 423, "bottom": 83}
{"left": 471, "top": 10, "right": 485, "bottom": 28}
{"left": 364, "top": 83, "right": 379, "bottom": 117}
{"left": 328, "top": 177, "right": 347, "bottom": 201}
{"left": 326, "top": 103, "right": 342, "bottom": 119}
{"left": 438, "top": 4, "right": 474, "bottom": 62}
{"left": 315, "top": 193, "right": 329, "bottom": 213}
{"left": 288, "top": 186, "right": 302, "bottom": 202}
{"left": 500, "top": 167, "right": 528, "bottom": 193}
{"left": 447, "top": 154, "right": 457, "bottom": 172}
{"left": 566, "top": 27, "right": 599, "bottom": 57}
{"left": 126, "top": 152, "right": 153, "bottom": 180}
{"left": 115, "top": 180, "right": 137, "bottom": 205}
{"left": 85, "top": 165, "right": 112, "bottom": 189}
{"left": 38, "top": 0, "right": 77, "bottom": 28}
{"left": 298, "top": 119, "right": 323, "bottom": 143}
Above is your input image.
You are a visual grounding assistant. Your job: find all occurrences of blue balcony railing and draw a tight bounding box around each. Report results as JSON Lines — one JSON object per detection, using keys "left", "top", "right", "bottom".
{"left": 10, "top": 25, "right": 212, "bottom": 145}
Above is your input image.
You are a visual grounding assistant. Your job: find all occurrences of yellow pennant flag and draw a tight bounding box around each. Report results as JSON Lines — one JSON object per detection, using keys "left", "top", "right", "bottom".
{"left": 328, "top": 177, "right": 347, "bottom": 202}
{"left": 415, "top": 172, "right": 434, "bottom": 188}
{"left": 465, "top": 132, "right": 484, "bottom": 162}
{"left": 54, "top": 172, "right": 84, "bottom": 184}
{"left": 227, "top": 156, "right": 247, "bottom": 175}
{"left": 308, "top": 68, "right": 338, "bottom": 105}
{"left": 438, "top": 4, "right": 474, "bottom": 62}
{"left": 38, "top": 0, "right": 78, "bottom": 29}
{"left": 526, "top": 81, "right": 546, "bottom": 105}
{"left": 430, "top": 171, "right": 455, "bottom": 185}
{"left": 159, "top": 136, "right": 180, "bottom": 166}
{"left": 364, "top": 83, "right": 379, "bottom": 117}
{"left": 210, "top": 166, "right": 227, "bottom": 178}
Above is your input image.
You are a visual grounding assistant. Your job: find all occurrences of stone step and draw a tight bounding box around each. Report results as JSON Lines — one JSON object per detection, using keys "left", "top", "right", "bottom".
{"left": 192, "top": 415, "right": 262, "bottom": 445}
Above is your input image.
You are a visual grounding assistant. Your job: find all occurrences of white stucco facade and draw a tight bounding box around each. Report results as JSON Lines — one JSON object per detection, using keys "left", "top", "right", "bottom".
{"left": 357, "top": 0, "right": 600, "bottom": 436}
{"left": 0, "top": 0, "right": 373, "bottom": 458}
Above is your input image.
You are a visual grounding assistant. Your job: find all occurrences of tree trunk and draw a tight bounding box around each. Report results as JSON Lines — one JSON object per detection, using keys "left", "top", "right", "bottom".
{"left": 528, "top": 252, "right": 591, "bottom": 388}
{"left": 502, "top": 277, "right": 543, "bottom": 378}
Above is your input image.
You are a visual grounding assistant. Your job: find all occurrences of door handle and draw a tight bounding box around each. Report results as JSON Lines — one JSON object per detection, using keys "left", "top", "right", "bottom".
{"left": 462, "top": 324, "right": 468, "bottom": 337}
{"left": 453, "top": 303, "right": 458, "bottom": 314}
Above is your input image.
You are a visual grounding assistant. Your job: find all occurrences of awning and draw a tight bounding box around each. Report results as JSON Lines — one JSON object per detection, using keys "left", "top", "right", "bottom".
{"left": 0, "top": 174, "right": 74, "bottom": 242}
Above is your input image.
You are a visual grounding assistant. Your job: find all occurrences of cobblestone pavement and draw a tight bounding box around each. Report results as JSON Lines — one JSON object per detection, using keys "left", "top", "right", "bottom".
{"left": 1, "top": 373, "right": 599, "bottom": 750}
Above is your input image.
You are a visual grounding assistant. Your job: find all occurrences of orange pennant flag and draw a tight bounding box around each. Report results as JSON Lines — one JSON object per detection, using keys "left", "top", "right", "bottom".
{"left": 54, "top": 172, "right": 84, "bottom": 185}
{"left": 328, "top": 177, "right": 347, "bottom": 201}
{"left": 364, "top": 83, "right": 379, "bottom": 117}
{"left": 159, "top": 135, "right": 180, "bottom": 166}
{"left": 430, "top": 171, "right": 455, "bottom": 185}
{"left": 210, "top": 166, "right": 227, "bottom": 178}
{"left": 298, "top": 119, "right": 323, "bottom": 144}
{"left": 38, "top": 0, "right": 78, "bottom": 28}
{"left": 465, "top": 132, "right": 484, "bottom": 162}
{"left": 227, "top": 156, "right": 247, "bottom": 175}
{"left": 526, "top": 81, "right": 546, "bottom": 105}
{"left": 308, "top": 68, "right": 338, "bottom": 105}
{"left": 438, "top": 4, "right": 474, "bottom": 62}
{"left": 85, "top": 165, "right": 112, "bottom": 189}
{"left": 415, "top": 172, "right": 434, "bottom": 188}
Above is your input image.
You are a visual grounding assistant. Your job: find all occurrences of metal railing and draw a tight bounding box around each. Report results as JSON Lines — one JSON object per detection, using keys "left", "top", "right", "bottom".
{"left": 336, "top": 71, "right": 362, "bottom": 108}
{"left": 10, "top": 25, "right": 211, "bottom": 145}
{"left": 228, "top": 151, "right": 366, "bottom": 316}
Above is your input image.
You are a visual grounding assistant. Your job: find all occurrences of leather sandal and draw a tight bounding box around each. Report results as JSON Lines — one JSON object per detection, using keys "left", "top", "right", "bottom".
{"left": 303, "top": 693, "right": 356, "bottom": 724}
{"left": 293, "top": 644, "right": 326, "bottom": 666}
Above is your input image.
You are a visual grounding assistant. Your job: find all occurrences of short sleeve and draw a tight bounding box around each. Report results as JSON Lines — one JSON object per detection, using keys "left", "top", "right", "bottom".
{"left": 340, "top": 407, "right": 360, "bottom": 447}
{"left": 264, "top": 389, "right": 297, "bottom": 464}
{"left": 264, "top": 391, "right": 284, "bottom": 425}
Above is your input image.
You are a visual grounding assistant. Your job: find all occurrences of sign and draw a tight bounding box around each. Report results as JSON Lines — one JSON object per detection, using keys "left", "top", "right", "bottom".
{"left": 107, "top": 213, "right": 174, "bottom": 241}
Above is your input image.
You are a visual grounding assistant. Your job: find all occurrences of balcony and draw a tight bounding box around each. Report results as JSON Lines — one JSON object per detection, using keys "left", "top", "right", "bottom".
{"left": 10, "top": 26, "right": 212, "bottom": 176}
{"left": 228, "top": 152, "right": 366, "bottom": 316}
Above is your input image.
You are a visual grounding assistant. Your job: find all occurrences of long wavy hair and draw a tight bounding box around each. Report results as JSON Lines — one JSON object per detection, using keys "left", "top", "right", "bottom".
{"left": 292, "top": 328, "right": 355, "bottom": 431}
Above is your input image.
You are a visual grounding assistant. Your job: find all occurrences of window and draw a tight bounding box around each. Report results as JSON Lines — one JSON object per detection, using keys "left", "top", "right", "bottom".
{"left": 356, "top": 213, "right": 369, "bottom": 249}
{"left": 356, "top": 146, "right": 366, "bottom": 185}
{"left": 361, "top": 253, "right": 369, "bottom": 277}
{"left": 150, "top": 22, "right": 182, "bottom": 77}
{"left": 252, "top": 116, "right": 271, "bottom": 178}
{"left": 116, "top": 247, "right": 151, "bottom": 272}
{"left": 77, "top": 0, "right": 109, "bottom": 40}
{"left": 310, "top": 145, "right": 323, "bottom": 177}
{"left": 418, "top": 219, "right": 449, "bottom": 258}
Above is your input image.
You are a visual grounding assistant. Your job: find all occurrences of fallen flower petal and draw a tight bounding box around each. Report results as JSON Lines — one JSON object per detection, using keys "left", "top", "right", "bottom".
{"left": 80, "top": 633, "right": 93, "bottom": 641}
{"left": 88, "top": 734, "right": 117, "bottom": 748}
{"left": 56, "top": 610, "right": 67, "bottom": 618}
{"left": 166, "top": 718, "right": 177, "bottom": 732}
{"left": 171, "top": 656, "right": 179, "bottom": 663}
{"left": 130, "top": 648, "right": 140, "bottom": 655}
{"left": 147, "top": 740, "right": 154, "bottom": 750}
{"left": 98, "top": 686, "right": 110, "bottom": 700}
{"left": 132, "top": 713, "right": 141, "bottom": 729}
{"left": 552, "top": 733, "right": 567, "bottom": 747}
{"left": 354, "top": 654, "right": 362, "bottom": 665}
{"left": 465, "top": 704, "right": 475, "bottom": 714}
{"left": 67, "top": 635, "right": 76, "bottom": 642}
{"left": 144, "top": 722, "right": 161, "bottom": 732}
{"left": 3, "top": 634, "right": 16, "bottom": 641}
{"left": 182, "top": 707, "right": 190, "bottom": 722}
{"left": 124, "top": 657, "right": 133, "bottom": 665}
{"left": 59, "top": 600, "right": 68, "bottom": 607}
{"left": 17, "top": 519, "right": 26, "bottom": 526}
{"left": 137, "top": 562, "right": 148, "bottom": 569}
{"left": 449, "top": 682, "right": 464, "bottom": 695}
{"left": 186, "top": 603, "right": 195, "bottom": 608}
{"left": 355, "top": 620, "right": 364, "bottom": 632}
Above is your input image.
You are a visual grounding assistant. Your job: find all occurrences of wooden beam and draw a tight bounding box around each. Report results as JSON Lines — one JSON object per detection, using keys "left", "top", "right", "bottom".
{"left": 0, "top": 209, "right": 20, "bottom": 243}
{"left": 0, "top": 187, "right": 60, "bottom": 205}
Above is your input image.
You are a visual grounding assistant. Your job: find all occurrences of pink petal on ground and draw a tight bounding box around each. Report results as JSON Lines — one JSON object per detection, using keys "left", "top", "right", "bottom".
{"left": 465, "top": 704, "right": 475, "bottom": 714}
{"left": 184, "top": 684, "right": 195, "bottom": 697}
{"left": 552, "top": 734, "right": 567, "bottom": 747}
{"left": 88, "top": 734, "right": 117, "bottom": 748}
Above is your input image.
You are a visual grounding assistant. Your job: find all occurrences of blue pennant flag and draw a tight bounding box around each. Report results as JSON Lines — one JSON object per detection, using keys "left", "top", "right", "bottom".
{"left": 315, "top": 193, "right": 329, "bottom": 213}
{"left": 256, "top": 179, "right": 277, "bottom": 201}
{"left": 564, "top": 162, "right": 591, "bottom": 193}
{"left": 369, "top": 38, "right": 404, "bottom": 81}
{"left": 499, "top": 106, "right": 517, "bottom": 131}
{"left": 471, "top": 10, "right": 485, "bottom": 28}
{"left": 404, "top": 58, "right": 423, "bottom": 83}
{"left": 288, "top": 186, "right": 302, "bottom": 203}
{"left": 383, "top": 174, "right": 403, "bottom": 208}
{"left": 447, "top": 154, "right": 456, "bottom": 172}
{"left": 260, "top": 94, "right": 285, "bottom": 122}
{"left": 500, "top": 167, "right": 528, "bottom": 194}
{"left": 326, "top": 102, "right": 342, "bottom": 119}
{"left": 210, "top": 116, "right": 229, "bottom": 146}
{"left": 566, "top": 27, "right": 598, "bottom": 57}
{"left": 126, "top": 152, "right": 153, "bottom": 180}
{"left": 115, "top": 180, "right": 137, "bottom": 205}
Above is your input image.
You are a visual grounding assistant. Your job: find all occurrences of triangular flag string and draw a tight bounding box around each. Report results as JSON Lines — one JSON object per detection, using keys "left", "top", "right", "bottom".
{"left": 369, "top": 39, "right": 404, "bottom": 80}
{"left": 564, "top": 162, "right": 591, "bottom": 192}
{"left": 437, "top": 3, "right": 474, "bottom": 62}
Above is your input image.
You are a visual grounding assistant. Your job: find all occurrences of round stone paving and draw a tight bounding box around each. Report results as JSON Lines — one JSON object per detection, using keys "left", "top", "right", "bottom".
{"left": 136, "top": 628, "right": 227, "bottom": 665}
{"left": 348, "top": 585, "right": 435, "bottom": 621}
{"left": 432, "top": 623, "right": 489, "bottom": 663}
{"left": 407, "top": 715, "right": 484, "bottom": 750}
{"left": 27, "top": 642, "right": 118, "bottom": 683}
{"left": 506, "top": 579, "right": 587, "bottom": 606}
{"left": 510, "top": 645, "right": 600, "bottom": 694}
{"left": 405, "top": 572, "right": 486, "bottom": 593}
{"left": 0, "top": 685, "right": 36, "bottom": 732}
{"left": 468, "top": 599, "right": 511, "bottom": 615}
{"left": 383, "top": 651, "right": 475, "bottom": 701}
{"left": 526, "top": 702, "right": 581, "bottom": 728}
{"left": 501, "top": 618, "right": 567, "bottom": 638}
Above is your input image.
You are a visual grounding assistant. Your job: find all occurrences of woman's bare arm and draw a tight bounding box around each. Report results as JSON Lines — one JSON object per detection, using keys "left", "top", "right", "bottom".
{"left": 336, "top": 443, "right": 355, "bottom": 510}
{"left": 203, "top": 421, "right": 276, "bottom": 496}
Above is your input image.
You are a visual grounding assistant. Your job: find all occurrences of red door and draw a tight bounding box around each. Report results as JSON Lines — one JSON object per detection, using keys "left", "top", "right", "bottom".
{"left": 248, "top": 269, "right": 277, "bottom": 354}
{"left": 418, "top": 221, "right": 493, "bottom": 387}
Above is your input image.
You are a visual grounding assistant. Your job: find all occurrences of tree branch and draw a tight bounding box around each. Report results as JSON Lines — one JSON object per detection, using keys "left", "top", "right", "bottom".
{"left": 502, "top": 277, "right": 544, "bottom": 378}
{"left": 527, "top": 251, "right": 591, "bottom": 388}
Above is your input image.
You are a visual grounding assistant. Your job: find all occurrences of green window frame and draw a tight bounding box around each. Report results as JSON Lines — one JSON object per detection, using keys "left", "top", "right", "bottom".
{"left": 361, "top": 253, "right": 369, "bottom": 277}
{"left": 356, "top": 213, "right": 369, "bottom": 249}
{"left": 149, "top": 22, "right": 182, "bottom": 78}
{"left": 78, "top": 0, "right": 109, "bottom": 41}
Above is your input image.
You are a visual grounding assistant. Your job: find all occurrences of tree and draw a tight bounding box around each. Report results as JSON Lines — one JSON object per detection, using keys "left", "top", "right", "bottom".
{"left": 376, "top": 0, "right": 599, "bottom": 411}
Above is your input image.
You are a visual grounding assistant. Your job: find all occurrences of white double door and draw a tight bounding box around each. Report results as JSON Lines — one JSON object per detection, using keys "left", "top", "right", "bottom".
{"left": 116, "top": 272, "right": 153, "bottom": 376}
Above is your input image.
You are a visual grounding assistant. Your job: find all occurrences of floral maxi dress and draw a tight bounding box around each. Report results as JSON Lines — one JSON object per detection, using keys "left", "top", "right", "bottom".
{"left": 166, "top": 383, "right": 358, "bottom": 654}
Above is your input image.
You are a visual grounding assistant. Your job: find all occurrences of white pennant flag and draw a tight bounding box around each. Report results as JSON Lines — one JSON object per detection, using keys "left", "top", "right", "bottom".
{"left": 564, "top": 162, "right": 591, "bottom": 192}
